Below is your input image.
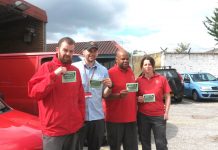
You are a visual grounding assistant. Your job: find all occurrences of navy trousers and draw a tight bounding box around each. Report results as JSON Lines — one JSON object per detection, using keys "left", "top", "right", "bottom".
{"left": 138, "top": 112, "right": 168, "bottom": 150}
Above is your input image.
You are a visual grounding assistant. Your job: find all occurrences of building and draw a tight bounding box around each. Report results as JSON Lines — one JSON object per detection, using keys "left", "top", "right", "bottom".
{"left": 47, "top": 40, "right": 125, "bottom": 69}
{"left": 0, "top": 0, "right": 47, "bottom": 53}
{"left": 0, "top": 1, "right": 125, "bottom": 69}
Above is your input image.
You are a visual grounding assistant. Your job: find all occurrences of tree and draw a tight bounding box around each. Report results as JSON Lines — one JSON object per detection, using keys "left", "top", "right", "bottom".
{"left": 203, "top": 8, "right": 218, "bottom": 44}
{"left": 174, "top": 42, "right": 191, "bottom": 53}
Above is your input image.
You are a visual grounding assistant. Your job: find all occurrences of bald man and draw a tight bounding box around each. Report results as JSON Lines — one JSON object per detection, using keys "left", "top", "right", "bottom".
{"left": 105, "top": 50, "right": 138, "bottom": 150}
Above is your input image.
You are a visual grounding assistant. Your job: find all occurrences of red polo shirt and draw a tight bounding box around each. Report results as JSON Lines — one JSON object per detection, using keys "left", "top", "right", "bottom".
{"left": 105, "top": 65, "right": 137, "bottom": 123}
{"left": 136, "top": 74, "right": 171, "bottom": 116}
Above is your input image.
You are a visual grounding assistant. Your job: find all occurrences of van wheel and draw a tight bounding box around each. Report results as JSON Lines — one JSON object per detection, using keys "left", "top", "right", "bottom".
{"left": 192, "top": 91, "right": 199, "bottom": 101}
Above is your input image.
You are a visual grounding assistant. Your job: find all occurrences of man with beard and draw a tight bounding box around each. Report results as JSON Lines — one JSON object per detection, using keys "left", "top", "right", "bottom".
{"left": 28, "top": 37, "right": 85, "bottom": 150}
{"left": 105, "top": 50, "right": 138, "bottom": 150}
{"left": 73, "top": 41, "right": 112, "bottom": 150}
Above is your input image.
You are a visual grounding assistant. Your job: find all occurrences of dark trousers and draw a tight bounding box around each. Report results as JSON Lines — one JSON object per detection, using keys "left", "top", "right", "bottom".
{"left": 138, "top": 112, "right": 168, "bottom": 150}
{"left": 106, "top": 122, "right": 138, "bottom": 150}
{"left": 78, "top": 119, "right": 105, "bottom": 150}
{"left": 43, "top": 132, "right": 79, "bottom": 150}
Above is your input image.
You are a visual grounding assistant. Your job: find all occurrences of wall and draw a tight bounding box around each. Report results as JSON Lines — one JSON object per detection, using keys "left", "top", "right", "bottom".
{"left": 0, "top": 18, "right": 46, "bottom": 53}
{"left": 161, "top": 53, "right": 218, "bottom": 77}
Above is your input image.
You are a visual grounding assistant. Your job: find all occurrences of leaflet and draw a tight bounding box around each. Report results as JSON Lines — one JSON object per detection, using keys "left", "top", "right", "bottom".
{"left": 62, "top": 71, "right": 76, "bottom": 83}
{"left": 126, "top": 83, "right": 138, "bottom": 92}
{"left": 143, "top": 94, "right": 155, "bottom": 102}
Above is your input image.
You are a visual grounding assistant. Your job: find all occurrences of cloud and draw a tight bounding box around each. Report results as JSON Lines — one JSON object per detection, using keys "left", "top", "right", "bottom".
{"left": 28, "top": 0, "right": 218, "bottom": 53}
{"left": 29, "top": 0, "right": 126, "bottom": 34}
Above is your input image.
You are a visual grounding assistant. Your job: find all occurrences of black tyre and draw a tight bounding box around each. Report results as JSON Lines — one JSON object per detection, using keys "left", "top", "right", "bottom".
{"left": 192, "top": 91, "right": 200, "bottom": 101}
{"left": 174, "top": 97, "right": 183, "bottom": 102}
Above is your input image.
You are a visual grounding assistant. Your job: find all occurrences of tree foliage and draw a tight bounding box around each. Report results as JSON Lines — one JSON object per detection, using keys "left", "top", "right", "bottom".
{"left": 174, "top": 42, "right": 191, "bottom": 53}
{"left": 203, "top": 8, "right": 218, "bottom": 44}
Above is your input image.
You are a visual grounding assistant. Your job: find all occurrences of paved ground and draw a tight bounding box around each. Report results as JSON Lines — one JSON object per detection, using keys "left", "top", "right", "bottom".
{"left": 84, "top": 98, "right": 218, "bottom": 150}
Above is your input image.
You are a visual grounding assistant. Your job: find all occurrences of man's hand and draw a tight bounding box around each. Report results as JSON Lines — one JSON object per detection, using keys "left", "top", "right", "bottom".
{"left": 119, "top": 90, "right": 128, "bottom": 98}
{"left": 102, "top": 78, "right": 113, "bottom": 88}
{"left": 54, "top": 67, "right": 67, "bottom": 76}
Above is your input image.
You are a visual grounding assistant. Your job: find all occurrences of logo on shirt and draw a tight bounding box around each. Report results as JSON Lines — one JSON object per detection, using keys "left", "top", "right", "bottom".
{"left": 155, "top": 79, "right": 159, "bottom": 84}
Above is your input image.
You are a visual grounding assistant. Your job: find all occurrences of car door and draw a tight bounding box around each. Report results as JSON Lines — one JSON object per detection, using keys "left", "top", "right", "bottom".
{"left": 183, "top": 74, "right": 192, "bottom": 96}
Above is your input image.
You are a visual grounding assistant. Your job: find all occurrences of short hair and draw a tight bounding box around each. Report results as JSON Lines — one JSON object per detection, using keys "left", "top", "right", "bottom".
{"left": 58, "top": 37, "right": 75, "bottom": 48}
{"left": 140, "top": 55, "right": 155, "bottom": 69}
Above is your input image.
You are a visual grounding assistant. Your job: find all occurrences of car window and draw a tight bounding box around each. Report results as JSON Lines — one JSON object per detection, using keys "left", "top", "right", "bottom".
{"left": 41, "top": 57, "right": 53, "bottom": 64}
{"left": 40, "top": 55, "right": 83, "bottom": 65}
{"left": 72, "top": 55, "right": 83, "bottom": 63}
{"left": 204, "top": 73, "right": 217, "bottom": 81}
{"left": 191, "top": 73, "right": 217, "bottom": 82}
{"left": 184, "top": 74, "right": 190, "bottom": 81}
{"left": 191, "top": 74, "right": 201, "bottom": 82}
{"left": 156, "top": 69, "right": 178, "bottom": 78}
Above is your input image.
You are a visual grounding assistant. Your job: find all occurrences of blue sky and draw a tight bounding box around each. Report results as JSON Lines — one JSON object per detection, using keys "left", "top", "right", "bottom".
{"left": 28, "top": 0, "right": 217, "bottom": 53}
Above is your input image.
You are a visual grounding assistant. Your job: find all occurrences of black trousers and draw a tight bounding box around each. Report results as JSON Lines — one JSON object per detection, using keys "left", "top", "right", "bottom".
{"left": 106, "top": 122, "right": 138, "bottom": 150}
{"left": 138, "top": 112, "right": 168, "bottom": 150}
{"left": 78, "top": 119, "right": 105, "bottom": 150}
{"left": 43, "top": 132, "right": 79, "bottom": 150}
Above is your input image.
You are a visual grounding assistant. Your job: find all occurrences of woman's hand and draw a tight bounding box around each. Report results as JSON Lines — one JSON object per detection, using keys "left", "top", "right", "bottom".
{"left": 137, "top": 96, "right": 144, "bottom": 103}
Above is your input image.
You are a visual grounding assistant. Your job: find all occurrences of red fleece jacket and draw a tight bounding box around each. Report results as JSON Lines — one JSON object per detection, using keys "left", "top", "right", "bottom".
{"left": 28, "top": 55, "right": 85, "bottom": 136}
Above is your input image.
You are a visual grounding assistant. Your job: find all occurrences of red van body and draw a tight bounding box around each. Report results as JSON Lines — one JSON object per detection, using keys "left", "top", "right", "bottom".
{"left": 0, "top": 52, "right": 55, "bottom": 115}
{"left": 0, "top": 52, "right": 83, "bottom": 116}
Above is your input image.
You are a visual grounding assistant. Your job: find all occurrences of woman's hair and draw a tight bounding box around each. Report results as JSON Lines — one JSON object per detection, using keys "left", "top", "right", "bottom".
{"left": 140, "top": 55, "right": 155, "bottom": 69}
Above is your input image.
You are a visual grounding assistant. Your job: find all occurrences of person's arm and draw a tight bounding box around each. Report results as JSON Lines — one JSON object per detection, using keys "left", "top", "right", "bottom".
{"left": 103, "top": 87, "right": 112, "bottom": 98}
{"left": 106, "top": 89, "right": 128, "bottom": 100}
{"left": 77, "top": 71, "right": 86, "bottom": 121}
{"left": 28, "top": 65, "right": 66, "bottom": 100}
{"left": 164, "top": 93, "right": 171, "bottom": 120}
{"left": 102, "top": 78, "right": 113, "bottom": 98}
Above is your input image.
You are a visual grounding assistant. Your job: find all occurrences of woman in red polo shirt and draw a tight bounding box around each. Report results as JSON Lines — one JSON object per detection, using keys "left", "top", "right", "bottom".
{"left": 136, "top": 55, "right": 171, "bottom": 150}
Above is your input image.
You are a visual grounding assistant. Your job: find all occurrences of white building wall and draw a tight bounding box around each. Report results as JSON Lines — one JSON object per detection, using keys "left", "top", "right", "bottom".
{"left": 161, "top": 53, "right": 218, "bottom": 77}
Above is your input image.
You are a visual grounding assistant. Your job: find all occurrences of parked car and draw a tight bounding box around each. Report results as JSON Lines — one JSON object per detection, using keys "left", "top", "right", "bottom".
{"left": 0, "top": 97, "right": 42, "bottom": 150}
{"left": 181, "top": 72, "right": 218, "bottom": 101}
{"left": 155, "top": 66, "right": 184, "bottom": 102}
{"left": 0, "top": 52, "right": 83, "bottom": 116}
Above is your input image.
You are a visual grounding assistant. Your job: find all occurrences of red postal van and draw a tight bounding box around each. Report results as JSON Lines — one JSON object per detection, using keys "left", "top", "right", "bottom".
{"left": 0, "top": 52, "right": 83, "bottom": 115}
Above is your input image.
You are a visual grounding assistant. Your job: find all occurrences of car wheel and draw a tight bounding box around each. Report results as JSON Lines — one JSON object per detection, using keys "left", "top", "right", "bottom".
{"left": 174, "top": 98, "right": 182, "bottom": 102}
{"left": 192, "top": 91, "right": 199, "bottom": 101}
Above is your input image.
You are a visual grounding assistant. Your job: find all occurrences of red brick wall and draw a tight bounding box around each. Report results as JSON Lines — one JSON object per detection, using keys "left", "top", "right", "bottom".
{"left": 0, "top": 18, "right": 46, "bottom": 53}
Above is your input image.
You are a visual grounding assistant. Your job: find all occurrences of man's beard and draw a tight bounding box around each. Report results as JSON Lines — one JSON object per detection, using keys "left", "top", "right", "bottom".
{"left": 59, "top": 55, "right": 72, "bottom": 64}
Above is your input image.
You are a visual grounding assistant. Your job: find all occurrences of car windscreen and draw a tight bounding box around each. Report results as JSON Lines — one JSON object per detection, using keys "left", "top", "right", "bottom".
{"left": 190, "top": 73, "right": 217, "bottom": 82}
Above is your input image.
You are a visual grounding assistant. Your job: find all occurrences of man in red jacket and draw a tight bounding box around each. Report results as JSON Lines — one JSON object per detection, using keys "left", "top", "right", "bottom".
{"left": 28, "top": 37, "right": 85, "bottom": 150}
